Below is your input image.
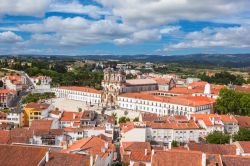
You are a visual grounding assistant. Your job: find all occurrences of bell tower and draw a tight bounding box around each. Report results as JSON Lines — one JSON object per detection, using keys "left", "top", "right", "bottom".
{"left": 101, "top": 67, "right": 126, "bottom": 108}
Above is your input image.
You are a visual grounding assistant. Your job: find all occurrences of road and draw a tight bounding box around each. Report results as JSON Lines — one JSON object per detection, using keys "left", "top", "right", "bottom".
{"left": 8, "top": 90, "right": 30, "bottom": 108}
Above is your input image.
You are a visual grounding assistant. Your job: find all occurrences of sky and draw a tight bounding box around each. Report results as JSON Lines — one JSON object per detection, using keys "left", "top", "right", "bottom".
{"left": 0, "top": 0, "right": 250, "bottom": 55}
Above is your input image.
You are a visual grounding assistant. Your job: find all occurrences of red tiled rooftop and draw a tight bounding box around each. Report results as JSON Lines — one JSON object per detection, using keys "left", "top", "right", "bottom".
{"left": 237, "top": 141, "right": 250, "bottom": 153}
{"left": 151, "top": 150, "right": 203, "bottom": 166}
{"left": 30, "top": 120, "right": 53, "bottom": 130}
{"left": 222, "top": 155, "right": 250, "bottom": 166}
{"left": 60, "top": 112, "right": 83, "bottom": 122}
{"left": 119, "top": 93, "right": 215, "bottom": 107}
{"left": 188, "top": 143, "right": 236, "bottom": 155}
{"left": 25, "top": 102, "right": 50, "bottom": 111}
{"left": 130, "top": 151, "right": 151, "bottom": 162}
{"left": 234, "top": 116, "right": 250, "bottom": 128}
{"left": 58, "top": 86, "right": 101, "bottom": 94}
{"left": 45, "top": 152, "right": 90, "bottom": 166}
{"left": 0, "top": 144, "right": 48, "bottom": 166}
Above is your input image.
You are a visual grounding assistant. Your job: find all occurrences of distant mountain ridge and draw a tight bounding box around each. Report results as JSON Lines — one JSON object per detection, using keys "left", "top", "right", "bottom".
{"left": 79, "top": 54, "right": 250, "bottom": 67}
{"left": 1, "top": 53, "right": 250, "bottom": 67}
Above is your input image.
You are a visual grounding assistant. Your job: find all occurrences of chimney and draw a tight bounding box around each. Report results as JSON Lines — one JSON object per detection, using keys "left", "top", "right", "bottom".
{"left": 45, "top": 151, "right": 49, "bottom": 162}
{"left": 229, "top": 136, "right": 233, "bottom": 144}
{"left": 62, "top": 141, "right": 68, "bottom": 150}
{"left": 236, "top": 148, "right": 241, "bottom": 155}
{"left": 145, "top": 149, "right": 148, "bottom": 156}
{"left": 202, "top": 153, "right": 206, "bottom": 166}
{"left": 168, "top": 141, "right": 172, "bottom": 150}
{"left": 104, "top": 142, "right": 109, "bottom": 149}
{"left": 90, "top": 155, "right": 94, "bottom": 166}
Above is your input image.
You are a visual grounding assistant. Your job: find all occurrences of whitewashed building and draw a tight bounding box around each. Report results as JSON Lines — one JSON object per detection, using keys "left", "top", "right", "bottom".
{"left": 6, "top": 108, "right": 24, "bottom": 127}
{"left": 117, "top": 93, "right": 215, "bottom": 116}
{"left": 31, "top": 76, "right": 52, "bottom": 92}
{"left": 53, "top": 86, "right": 102, "bottom": 105}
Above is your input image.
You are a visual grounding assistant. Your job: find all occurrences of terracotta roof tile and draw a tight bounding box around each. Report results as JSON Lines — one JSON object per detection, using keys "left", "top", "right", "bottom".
{"left": 25, "top": 102, "right": 50, "bottom": 111}
{"left": 119, "top": 93, "right": 215, "bottom": 107}
{"left": 234, "top": 116, "right": 250, "bottom": 128}
{"left": 130, "top": 151, "right": 151, "bottom": 162}
{"left": 151, "top": 150, "right": 203, "bottom": 166}
{"left": 237, "top": 141, "right": 250, "bottom": 153}
{"left": 188, "top": 143, "right": 236, "bottom": 155}
{"left": 60, "top": 112, "right": 83, "bottom": 122}
{"left": 30, "top": 120, "right": 53, "bottom": 130}
{"left": 222, "top": 155, "right": 250, "bottom": 166}
{"left": 58, "top": 86, "right": 101, "bottom": 94}
{"left": 0, "top": 144, "right": 48, "bottom": 166}
{"left": 45, "top": 152, "right": 90, "bottom": 166}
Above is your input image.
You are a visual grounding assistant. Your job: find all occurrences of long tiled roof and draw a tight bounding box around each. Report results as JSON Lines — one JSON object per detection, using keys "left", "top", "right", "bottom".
{"left": 0, "top": 89, "right": 16, "bottom": 94}
{"left": 188, "top": 143, "right": 236, "bottom": 155}
{"left": 25, "top": 102, "right": 50, "bottom": 111}
{"left": 238, "top": 141, "right": 250, "bottom": 153}
{"left": 222, "top": 155, "right": 250, "bottom": 166}
{"left": 57, "top": 86, "right": 101, "bottom": 94}
{"left": 60, "top": 112, "right": 83, "bottom": 122}
{"left": 125, "top": 79, "right": 157, "bottom": 86}
{"left": 121, "top": 142, "right": 151, "bottom": 152}
{"left": 30, "top": 120, "right": 53, "bottom": 130}
{"left": 234, "top": 116, "right": 250, "bottom": 128}
{"left": 151, "top": 150, "right": 203, "bottom": 166}
{"left": 63, "top": 136, "right": 114, "bottom": 157}
{"left": 45, "top": 152, "right": 90, "bottom": 166}
{"left": 119, "top": 93, "right": 215, "bottom": 107}
{"left": 0, "top": 144, "right": 48, "bottom": 166}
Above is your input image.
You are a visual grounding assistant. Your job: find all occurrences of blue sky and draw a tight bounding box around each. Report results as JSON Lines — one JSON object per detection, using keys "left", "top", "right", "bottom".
{"left": 0, "top": 0, "right": 250, "bottom": 55}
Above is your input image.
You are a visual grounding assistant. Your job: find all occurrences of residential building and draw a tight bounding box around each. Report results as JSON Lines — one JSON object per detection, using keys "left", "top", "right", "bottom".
{"left": 151, "top": 150, "right": 206, "bottom": 166}
{"left": 2, "top": 75, "right": 27, "bottom": 91}
{"left": 0, "top": 144, "right": 91, "bottom": 166}
{"left": 190, "top": 114, "right": 239, "bottom": 137}
{"left": 235, "top": 116, "right": 250, "bottom": 130}
{"left": 187, "top": 143, "right": 237, "bottom": 155}
{"left": 0, "top": 89, "right": 16, "bottom": 108}
{"left": 120, "top": 122, "right": 147, "bottom": 142}
{"left": 62, "top": 136, "right": 115, "bottom": 166}
{"left": 6, "top": 108, "right": 24, "bottom": 127}
{"left": 118, "top": 93, "right": 215, "bottom": 116}
{"left": 221, "top": 155, "right": 250, "bottom": 165}
{"left": 0, "top": 144, "right": 48, "bottom": 166}
{"left": 81, "top": 110, "right": 96, "bottom": 126}
{"left": 120, "top": 141, "right": 151, "bottom": 165}
{"left": 234, "top": 141, "right": 250, "bottom": 156}
{"left": 24, "top": 102, "right": 52, "bottom": 126}
{"left": 53, "top": 86, "right": 102, "bottom": 105}
{"left": 60, "top": 111, "right": 83, "bottom": 128}
{"left": 64, "top": 126, "right": 112, "bottom": 142}
{"left": 31, "top": 76, "right": 52, "bottom": 92}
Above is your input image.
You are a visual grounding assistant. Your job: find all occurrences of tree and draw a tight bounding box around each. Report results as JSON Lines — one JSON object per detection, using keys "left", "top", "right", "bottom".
{"left": 124, "top": 110, "right": 128, "bottom": 116}
{"left": 133, "top": 117, "right": 139, "bottom": 122}
{"left": 118, "top": 117, "right": 130, "bottom": 124}
{"left": 172, "top": 140, "right": 178, "bottom": 147}
{"left": 216, "top": 88, "right": 250, "bottom": 116}
{"left": 233, "top": 128, "right": 250, "bottom": 141}
{"left": 126, "top": 73, "right": 137, "bottom": 79}
{"left": 206, "top": 131, "right": 230, "bottom": 144}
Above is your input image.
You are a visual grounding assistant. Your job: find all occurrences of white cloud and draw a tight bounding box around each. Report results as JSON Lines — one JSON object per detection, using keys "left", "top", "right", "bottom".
{"left": 165, "top": 26, "right": 250, "bottom": 50}
{"left": 19, "top": 16, "right": 135, "bottom": 46}
{"left": 49, "top": 0, "right": 109, "bottom": 19}
{"left": 160, "top": 26, "right": 180, "bottom": 34}
{"left": 114, "top": 29, "right": 161, "bottom": 45}
{"left": 96, "top": 0, "right": 250, "bottom": 27}
{"left": 0, "top": 31, "right": 23, "bottom": 43}
{"left": 0, "top": 0, "right": 51, "bottom": 17}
